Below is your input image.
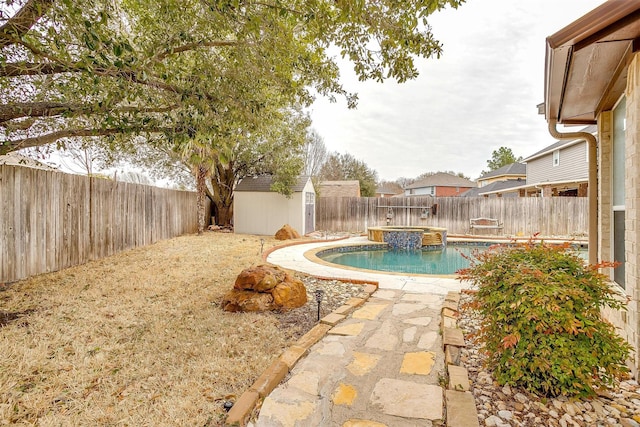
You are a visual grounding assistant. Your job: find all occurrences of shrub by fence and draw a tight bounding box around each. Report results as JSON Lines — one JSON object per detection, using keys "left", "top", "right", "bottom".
{"left": 1, "top": 165, "right": 202, "bottom": 283}
{"left": 316, "top": 196, "right": 588, "bottom": 237}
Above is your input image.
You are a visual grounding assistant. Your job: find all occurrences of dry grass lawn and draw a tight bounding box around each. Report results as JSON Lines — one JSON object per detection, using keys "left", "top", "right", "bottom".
{"left": 0, "top": 232, "right": 351, "bottom": 426}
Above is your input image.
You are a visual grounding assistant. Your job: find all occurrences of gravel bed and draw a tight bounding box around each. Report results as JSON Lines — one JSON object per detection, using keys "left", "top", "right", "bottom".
{"left": 274, "top": 274, "right": 369, "bottom": 341}
{"left": 458, "top": 292, "right": 640, "bottom": 427}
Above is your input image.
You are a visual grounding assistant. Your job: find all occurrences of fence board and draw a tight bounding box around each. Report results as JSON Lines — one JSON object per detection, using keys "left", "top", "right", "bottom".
{"left": 1, "top": 165, "right": 203, "bottom": 283}
{"left": 316, "top": 196, "right": 588, "bottom": 237}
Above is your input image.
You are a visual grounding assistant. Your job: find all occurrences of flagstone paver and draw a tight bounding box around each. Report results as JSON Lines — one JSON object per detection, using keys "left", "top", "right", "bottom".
{"left": 252, "top": 288, "right": 470, "bottom": 427}
{"left": 400, "top": 351, "right": 436, "bottom": 375}
{"left": 247, "top": 238, "right": 480, "bottom": 427}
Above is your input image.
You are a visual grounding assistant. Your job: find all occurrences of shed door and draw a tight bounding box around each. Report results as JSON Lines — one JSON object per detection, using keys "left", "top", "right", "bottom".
{"left": 305, "top": 192, "right": 315, "bottom": 234}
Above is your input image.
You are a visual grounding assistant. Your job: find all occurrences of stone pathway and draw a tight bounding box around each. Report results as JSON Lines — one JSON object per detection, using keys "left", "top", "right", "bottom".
{"left": 253, "top": 288, "right": 461, "bottom": 426}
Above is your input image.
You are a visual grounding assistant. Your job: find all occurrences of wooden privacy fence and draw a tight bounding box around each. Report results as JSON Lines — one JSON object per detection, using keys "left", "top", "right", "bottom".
{"left": 1, "top": 165, "right": 202, "bottom": 283}
{"left": 316, "top": 196, "right": 589, "bottom": 237}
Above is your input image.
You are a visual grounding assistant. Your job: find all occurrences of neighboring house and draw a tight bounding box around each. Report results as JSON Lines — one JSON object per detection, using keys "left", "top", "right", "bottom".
{"left": 461, "top": 179, "right": 524, "bottom": 198}
{"left": 519, "top": 126, "right": 594, "bottom": 197}
{"left": 0, "top": 152, "right": 58, "bottom": 171}
{"left": 404, "top": 172, "right": 474, "bottom": 197}
{"left": 477, "top": 162, "right": 526, "bottom": 187}
{"left": 375, "top": 182, "right": 403, "bottom": 198}
{"left": 463, "top": 162, "right": 526, "bottom": 197}
{"left": 542, "top": 1, "right": 640, "bottom": 377}
{"left": 319, "top": 180, "right": 361, "bottom": 197}
{"left": 233, "top": 175, "right": 315, "bottom": 236}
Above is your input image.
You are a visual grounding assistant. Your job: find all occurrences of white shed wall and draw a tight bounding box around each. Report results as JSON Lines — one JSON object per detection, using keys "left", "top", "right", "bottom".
{"left": 234, "top": 179, "right": 314, "bottom": 236}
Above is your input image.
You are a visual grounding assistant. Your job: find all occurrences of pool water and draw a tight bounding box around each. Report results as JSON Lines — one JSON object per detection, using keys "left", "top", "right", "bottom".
{"left": 319, "top": 245, "right": 484, "bottom": 275}
{"left": 318, "top": 244, "right": 588, "bottom": 275}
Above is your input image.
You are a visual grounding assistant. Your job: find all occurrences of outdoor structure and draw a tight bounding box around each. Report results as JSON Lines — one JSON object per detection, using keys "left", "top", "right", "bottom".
{"left": 319, "top": 180, "right": 361, "bottom": 197}
{"left": 0, "top": 152, "right": 57, "bottom": 171}
{"left": 234, "top": 175, "right": 315, "bottom": 236}
{"left": 542, "top": 0, "right": 640, "bottom": 377}
{"left": 516, "top": 126, "right": 594, "bottom": 197}
{"left": 477, "top": 162, "right": 526, "bottom": 187}
{"left": 462, "top": 162, "right": 525, "bottom": 198}
{"left": 404, "top": 172, "right": 475, "bottom": 197}
{"left": 375, "top": 182, "right": 403, "bottom": 198}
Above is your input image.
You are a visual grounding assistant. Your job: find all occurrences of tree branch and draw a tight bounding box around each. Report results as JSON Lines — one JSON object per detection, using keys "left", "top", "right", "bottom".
{"left": 0, "top": 101, "right": 177, "bottom": 123}
{"left": 0, "top": 60, "right": 218, "bottom": 101}
{"left": 153, "top": 40, "right": 239, "bottom": 61}
{"left": 0, "top": 126, "right": 174, "bottom": 154}
{"left": 0, "top": 0, "right": 55, "bottom": 48}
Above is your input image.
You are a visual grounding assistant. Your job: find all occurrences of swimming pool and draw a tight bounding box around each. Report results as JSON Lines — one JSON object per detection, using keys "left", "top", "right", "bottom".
{"left": 316, "top": 243, "right": 588, "bottom": 275}
{"left": 317, "top": 244, "right": 486, "bottom": 275}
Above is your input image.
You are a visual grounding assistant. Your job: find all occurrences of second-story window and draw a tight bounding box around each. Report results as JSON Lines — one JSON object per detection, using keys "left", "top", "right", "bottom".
{"left": 553, "top": 150, "right": 560, "bottom": 166}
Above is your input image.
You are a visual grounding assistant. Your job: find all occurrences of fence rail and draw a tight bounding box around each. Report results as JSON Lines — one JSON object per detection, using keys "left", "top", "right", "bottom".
{"left": 1, "top": 165, "right": 202, "bottom": 283}
{"left": 316, "top": 196, "right": 588, "bottom": 237}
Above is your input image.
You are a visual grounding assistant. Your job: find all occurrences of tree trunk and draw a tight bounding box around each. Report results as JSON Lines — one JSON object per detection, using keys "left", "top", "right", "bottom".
{"left": 206, "top": 158, "right": 235, "bottom": 226}
{"left": 195, "top": 164, "right": 209, "bottom": 234}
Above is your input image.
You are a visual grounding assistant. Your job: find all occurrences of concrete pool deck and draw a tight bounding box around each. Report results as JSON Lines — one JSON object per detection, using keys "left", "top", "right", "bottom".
{"left": 266, "top": 236, "right": 469, "bottom": 295}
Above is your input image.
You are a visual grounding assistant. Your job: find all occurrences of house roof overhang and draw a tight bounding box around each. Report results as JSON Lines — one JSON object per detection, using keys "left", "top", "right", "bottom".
{"left": 544, "top": 1, "right": 640, "bottom": 125}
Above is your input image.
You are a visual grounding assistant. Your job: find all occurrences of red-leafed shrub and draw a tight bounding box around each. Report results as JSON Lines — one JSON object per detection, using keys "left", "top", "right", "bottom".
{"left": 458, "top": 239, "right": 632, "bottom": 397}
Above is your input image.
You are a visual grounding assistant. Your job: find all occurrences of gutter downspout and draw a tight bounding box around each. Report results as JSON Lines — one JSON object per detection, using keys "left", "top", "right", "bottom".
{"left": 548, "top": 120, "right": 598, "bottom": 265}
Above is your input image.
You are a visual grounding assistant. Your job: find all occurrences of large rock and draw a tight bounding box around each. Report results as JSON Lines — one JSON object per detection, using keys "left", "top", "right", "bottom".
{"left": 272, "top": 278, "right": 307, "bottom": 309}
{"left": 275, "top": 224, "right": 301, "bottom": 240}
{"left": 221, "top": 290, "right": 274, "bottom": 312}
{"left": 234, "top": 265, "right": 287, "bottom": 292}
{"left": 222, "top": 264, "right": 307, "bottom": 312}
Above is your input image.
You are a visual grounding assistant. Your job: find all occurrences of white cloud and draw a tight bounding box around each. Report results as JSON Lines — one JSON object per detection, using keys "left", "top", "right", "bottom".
{"left": 308, "top": 0, "right": 604, "bottom": 180}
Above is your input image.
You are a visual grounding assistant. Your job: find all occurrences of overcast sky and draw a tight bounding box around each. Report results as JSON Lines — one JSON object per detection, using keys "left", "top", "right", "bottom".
{"left": 308, "top": 0, "right": 605, "bottom": 182}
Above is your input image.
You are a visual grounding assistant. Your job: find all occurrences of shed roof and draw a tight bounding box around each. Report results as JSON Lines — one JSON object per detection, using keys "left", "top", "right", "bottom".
{"left": 405, "top": 172, "right": 475, "bottom": 190}
{"left": 319, "top": 180, "right": 361, "bottom": 197}
{"left": 235, "top": 175, "right": 310, "bottom": 192}
{"left": 544, "top": 1, "right": 640, "bottom": 125}
{"left": 478, "top": 162, "right": 526, "bottom": 180}
{"left": 0, "top": 153, "right": 58, "bottom": 171}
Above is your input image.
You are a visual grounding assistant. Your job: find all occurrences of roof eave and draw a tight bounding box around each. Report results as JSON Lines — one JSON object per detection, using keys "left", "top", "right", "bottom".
{"left": 544, "top": 0, "right": 640, "bottom": 125}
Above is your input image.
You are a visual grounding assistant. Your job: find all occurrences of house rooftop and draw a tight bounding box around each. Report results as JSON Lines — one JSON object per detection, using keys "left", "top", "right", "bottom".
{"left": 461, "top": 179, "right": 525, "bottom": 197}
{"left": 235, "top": 175, "right": 310, "bottom": 192}
{"left": 478, "top": 162, "right": 526, "bottom": 180}
{"left": 319, "top": 180, "right": 360, "bottom": 197}
{"left": 523, "top": 125, "right": 596, "bottom": 162}
{"left": 405, "top": 172, "right": 475, "bottom": 190}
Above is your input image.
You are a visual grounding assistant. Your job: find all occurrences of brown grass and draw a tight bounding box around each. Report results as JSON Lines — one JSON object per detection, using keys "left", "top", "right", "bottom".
{"left": 0, "top": 232, "right": 357, "bottom": 426}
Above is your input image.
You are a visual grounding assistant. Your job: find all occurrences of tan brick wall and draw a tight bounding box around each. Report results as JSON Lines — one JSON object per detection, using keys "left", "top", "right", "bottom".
{"left": 598, "top": 110, "right": 612, "bottom": 264}
{"left": 607, "top": 52, "right": 640, "bottom": 376}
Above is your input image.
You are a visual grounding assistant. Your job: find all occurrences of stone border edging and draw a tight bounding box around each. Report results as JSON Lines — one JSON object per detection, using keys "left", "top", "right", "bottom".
{"left": 261, "top": 236, "right": 352, "bottom": 262}
{"left": 441, "top": 291, "right": 480, "bottom": 427}
{"left": 224, "top": 279, "right": 379, "bottom": 426}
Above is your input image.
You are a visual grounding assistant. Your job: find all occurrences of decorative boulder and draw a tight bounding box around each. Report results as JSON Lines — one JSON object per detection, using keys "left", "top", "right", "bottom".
{"left": 222, "top": 264, "right": 307, "bottom": 312}
{"left": 234, "top": 264, "right": 287, "bottom": 292}
{"left": 275, "top": 224, "right": 301, "bottom": 240}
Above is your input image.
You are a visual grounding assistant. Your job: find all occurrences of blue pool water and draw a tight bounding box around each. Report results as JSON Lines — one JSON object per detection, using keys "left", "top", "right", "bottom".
{"left": 319, "top": 245, "right": 485, "bottom": 275}
{"left": 318, "top": 244, "right": 588, "bottom": 275}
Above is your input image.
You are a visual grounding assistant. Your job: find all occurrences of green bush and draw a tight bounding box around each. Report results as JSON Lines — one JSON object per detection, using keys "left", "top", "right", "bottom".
{"left": 458, "top": 240, "right": 632, "bottom": 397}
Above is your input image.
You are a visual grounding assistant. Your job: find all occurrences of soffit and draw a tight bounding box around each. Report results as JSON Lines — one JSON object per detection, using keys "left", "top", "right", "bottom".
{"left": 545, "top": 1, "right": 640, "bottom": 125}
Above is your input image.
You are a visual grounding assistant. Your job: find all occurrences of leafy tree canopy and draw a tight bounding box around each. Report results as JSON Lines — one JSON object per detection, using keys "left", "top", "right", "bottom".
{"left": 320, "top": 152, "right": 378, "bottom": 197}
{"left": 0, "top": 0, "right": 465, "bottom": 155}
{"left": 484, "top": 147, "right": 522, "bottom": 174}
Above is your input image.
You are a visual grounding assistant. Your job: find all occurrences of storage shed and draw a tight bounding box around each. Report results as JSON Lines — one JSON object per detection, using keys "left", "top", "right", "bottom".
{"left": 233, "top": 175, "right": 315, "bottom": 236}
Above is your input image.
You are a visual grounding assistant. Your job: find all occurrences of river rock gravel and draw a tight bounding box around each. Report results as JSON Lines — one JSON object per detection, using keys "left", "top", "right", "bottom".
{"left": 458, "top": 291, "right": 640, "bottom": 427}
